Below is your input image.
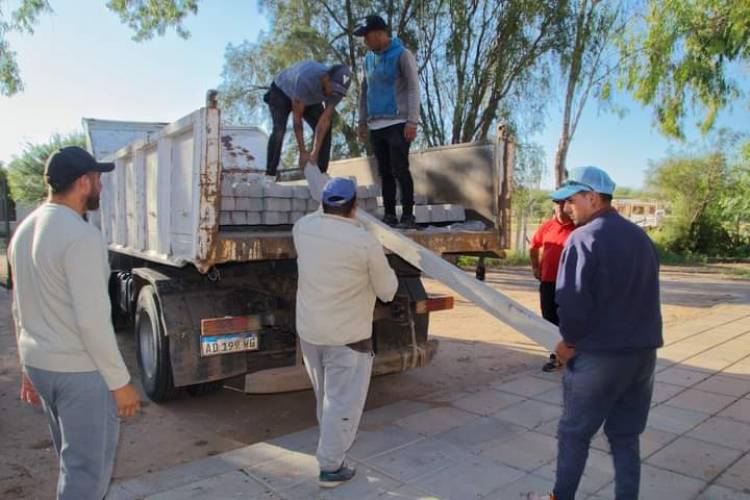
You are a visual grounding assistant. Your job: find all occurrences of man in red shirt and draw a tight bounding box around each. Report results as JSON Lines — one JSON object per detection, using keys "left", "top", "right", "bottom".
{"left": 530, "top": 201, "right": 574, "bottom": 370}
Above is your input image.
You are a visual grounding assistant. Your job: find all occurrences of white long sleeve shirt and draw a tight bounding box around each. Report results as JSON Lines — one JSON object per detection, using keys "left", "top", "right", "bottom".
{"left": 10, "top": 203, "right": 130, "bottom": 390}
{"left": 293, "top": 211, "right": 399, "bottom": 346}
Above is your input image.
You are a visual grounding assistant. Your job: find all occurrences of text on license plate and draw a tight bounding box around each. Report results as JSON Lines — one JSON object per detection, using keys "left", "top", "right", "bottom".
{"left": 201, "top": 332, "right": 259, "bottom": 357}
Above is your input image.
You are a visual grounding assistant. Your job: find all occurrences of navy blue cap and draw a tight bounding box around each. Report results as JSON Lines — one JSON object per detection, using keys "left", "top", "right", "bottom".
{"left": 550, "top": 165, "right": 616, "bottom": 201}
{"left": 45, "top": 146, "right": 114, "bottom": 191}
{"left": 353, "top": 15, "right": 389, "bottom": 36}
{"left": 322, "top": 177, "right": 356, "bottom": 206}
{"left": 328, "top": 64, "right": 352, "bottom": 97}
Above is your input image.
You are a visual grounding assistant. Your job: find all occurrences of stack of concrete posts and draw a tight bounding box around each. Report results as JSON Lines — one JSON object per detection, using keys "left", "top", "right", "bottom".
{"left": 218, "top": 172, "right": 466, "bottom": 226}
{"left": 374, "top": 192, "right": 467, "bottom": 224}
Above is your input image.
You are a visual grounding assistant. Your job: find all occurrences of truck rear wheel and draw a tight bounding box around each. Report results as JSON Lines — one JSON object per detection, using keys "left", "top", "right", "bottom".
{"left": 135, "top": 285, "right": 179, "bottom": 402}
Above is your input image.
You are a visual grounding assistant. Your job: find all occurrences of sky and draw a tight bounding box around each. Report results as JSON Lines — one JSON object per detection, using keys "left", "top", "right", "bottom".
{"left": 1, "top": 1, "right": 748, "bottom": 189}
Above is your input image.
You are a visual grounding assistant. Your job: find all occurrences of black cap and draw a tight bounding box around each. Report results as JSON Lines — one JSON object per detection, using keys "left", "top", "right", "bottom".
{"left": 353, "top": 15, "right": 389, "bottom": 36}
{"left": 45, "top": 146, "right": 115, "bottom": 191}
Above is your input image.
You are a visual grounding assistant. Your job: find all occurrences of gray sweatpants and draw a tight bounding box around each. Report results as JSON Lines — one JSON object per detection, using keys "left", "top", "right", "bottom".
{"left": 300, "top": 339, "right": 373, "bottom": 472}
{"left": 24, "top": 366, "right": 120, "bottom": 500}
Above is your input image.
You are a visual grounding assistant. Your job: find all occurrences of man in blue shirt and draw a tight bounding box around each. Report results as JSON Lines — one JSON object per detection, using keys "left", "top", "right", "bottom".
{"left": 529, "top": 166, "right": 663, "bottom": 500}
{"left": 355, "top": 15, "right": 420, "bottom": 229}
{"left": 264, "top": 61, "right": 352, "bottom": 177}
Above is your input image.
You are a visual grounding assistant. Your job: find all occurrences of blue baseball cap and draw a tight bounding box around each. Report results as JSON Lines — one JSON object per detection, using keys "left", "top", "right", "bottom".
{"left": 550, "top": 165, "right": 616, "bottom": 201}
{"left": 322, "top": 177, "right": 357, "bottom": 206}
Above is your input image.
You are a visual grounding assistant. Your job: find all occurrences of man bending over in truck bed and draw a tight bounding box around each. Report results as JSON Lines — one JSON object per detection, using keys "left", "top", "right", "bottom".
{"left": 293, "top": 177, "right": 398, "bottom": 488}
{"left": 263, "top": 61, "right": 352, "bottom": 179}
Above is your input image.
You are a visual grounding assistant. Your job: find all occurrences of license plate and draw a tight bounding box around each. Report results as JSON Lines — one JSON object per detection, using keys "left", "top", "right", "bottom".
{"left": 201, "top": 332, "right": 259, "bottom": 357}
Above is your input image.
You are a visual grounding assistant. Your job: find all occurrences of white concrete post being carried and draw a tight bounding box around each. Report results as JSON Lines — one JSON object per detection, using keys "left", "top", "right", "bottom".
{"left": 303, "top": 164, "right": 560, "bottom": 352}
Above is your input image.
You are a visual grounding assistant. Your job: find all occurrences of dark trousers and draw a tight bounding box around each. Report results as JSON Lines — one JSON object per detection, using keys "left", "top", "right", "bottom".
{"left": 264, "top": 83, "right": 331, "bottom": 175}
{"left": 369, "top": 123, "right": 414, "bottom": 217}
{"left": 554, "top": 350, "right": 656, "bottom": 500}
{"left": 540, "top": 281, "right": 559, "bottom": 325}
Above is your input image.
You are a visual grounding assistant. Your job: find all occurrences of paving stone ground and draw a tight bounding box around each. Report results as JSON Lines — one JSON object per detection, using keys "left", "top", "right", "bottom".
{"left": 108, "top": 305, "right": 750, "bottom": 500}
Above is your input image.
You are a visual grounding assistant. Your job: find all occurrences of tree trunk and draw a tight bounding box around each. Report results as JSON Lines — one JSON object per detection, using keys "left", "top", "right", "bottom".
{"left": 554, "top": 130, "right": 570, "bottom": 187}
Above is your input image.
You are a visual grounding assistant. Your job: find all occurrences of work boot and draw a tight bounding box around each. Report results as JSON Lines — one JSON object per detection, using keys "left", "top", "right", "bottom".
{"left": 382, "top": 213, "right": 398, "bottom": 227}
{"left": 397, "top": 214, "right": 418, "bottom": 230}
{"left": 319, "top": 464, "right": 356, "bottom": 488}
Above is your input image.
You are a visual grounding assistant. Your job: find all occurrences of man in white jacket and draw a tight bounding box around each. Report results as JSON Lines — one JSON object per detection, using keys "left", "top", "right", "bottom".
{"left": 293, "top": 177, "right": 398, "bottom": 488}
{"left": 10, "top": 146, "right": 140, "bottom": 500}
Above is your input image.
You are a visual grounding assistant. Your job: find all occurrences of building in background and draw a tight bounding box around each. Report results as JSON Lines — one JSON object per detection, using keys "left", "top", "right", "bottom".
{"left": 612, "top": 199, "right": 665, "bottom": 228}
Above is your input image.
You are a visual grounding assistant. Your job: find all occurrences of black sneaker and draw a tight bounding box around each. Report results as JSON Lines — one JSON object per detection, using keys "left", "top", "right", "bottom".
{"left": 319, "top": 464, "right": 356, "bottom": 488}
{"left": 382, "top": 214, "right": 398, "bottom": 227}
{"left": 542, "top": 353, "right": 563, "bottom": 372}
{"left": 397, "top": 214, "right": 418, "bottom": 230}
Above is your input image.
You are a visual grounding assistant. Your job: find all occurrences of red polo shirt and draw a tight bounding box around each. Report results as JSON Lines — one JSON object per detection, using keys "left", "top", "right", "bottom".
{"left": 530, "top": 217, "right": 575, "bottom": 283}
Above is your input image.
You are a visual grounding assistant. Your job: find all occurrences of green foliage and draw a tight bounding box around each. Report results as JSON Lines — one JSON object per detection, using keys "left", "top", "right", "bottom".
{"left": 613, "top": 186, "right": 649, "bottom": 198}
{"left": 650, "top": 239, "right": 709, "bottom": 265}
{"left": 621, "top": 0, "right": 750, "bottom": 139}
{"left": 0, "top": 0, "right": 200, "bottom": 96}
{"left": 7, "top": 132, "right": 85, "bottom": 204}
{"left": 646, "top": 134, "right": 750, "bottom": 257}
{"left": 0, "top": 0, "right": 52, "bottom": 95}
{"left": 106, "top": 0, "right": 198, "bottom": 41}
{"left": 219, "top": 0, "right": 568, "bottom": 163}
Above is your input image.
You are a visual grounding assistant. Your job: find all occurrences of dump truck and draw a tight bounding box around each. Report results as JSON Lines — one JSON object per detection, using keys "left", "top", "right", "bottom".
{"left": 82, "top": 96, "right": 514, "bottom": 402}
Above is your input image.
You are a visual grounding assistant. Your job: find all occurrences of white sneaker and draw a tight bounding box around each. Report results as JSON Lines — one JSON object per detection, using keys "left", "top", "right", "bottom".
{"left": 261, "top": 174, "right": 277, "bottom": 185}
{"left": 525, "top": 494, "right": 555, "bottom": 500}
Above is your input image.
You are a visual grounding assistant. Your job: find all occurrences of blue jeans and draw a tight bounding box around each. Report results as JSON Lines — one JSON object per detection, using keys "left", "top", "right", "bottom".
{"left": 554, "top": 350, "right": 656, "bottom": 500}
{"left": 24, "top": 366, "right": 120, "bottom": 500}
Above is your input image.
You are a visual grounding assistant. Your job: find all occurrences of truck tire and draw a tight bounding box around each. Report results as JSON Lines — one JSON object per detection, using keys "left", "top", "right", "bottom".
{"left": 135, "top": 285, "right": 179, "bottom": 402}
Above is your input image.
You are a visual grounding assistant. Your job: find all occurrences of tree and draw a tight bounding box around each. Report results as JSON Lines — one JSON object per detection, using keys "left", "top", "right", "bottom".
{"left": 0, "top": 0, "right": 200, "bottom": 96}
{"left": 7, "top": 132, "right": 85, "bottom": 204}
{"left": 511, "top": 142, "right": 547, "bottom": 251}
{"left": 418, "top": 0, "right": 566, "bottom": 146}
{"left": 646, "top": 132, "right": 750, "bottom": 255}
{"left": 219, "top": 0, "right": 567, "bottom": 166}
{"left": 621, "top": 0, "right": 750, "bottom": 139}
{"left": 552, "top": 0, "right": 626, "bottom": 186}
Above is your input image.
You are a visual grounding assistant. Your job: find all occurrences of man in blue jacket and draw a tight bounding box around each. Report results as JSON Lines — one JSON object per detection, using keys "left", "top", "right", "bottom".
{"left": 355, "top": 15, "right": 420, "bottom": 229}
{"left": 530, "top": 166, "right": 663, "bottom": 500}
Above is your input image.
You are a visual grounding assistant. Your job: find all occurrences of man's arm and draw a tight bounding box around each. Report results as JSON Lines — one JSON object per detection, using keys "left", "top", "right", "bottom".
{"left": 400, "top": 50, "right": 420, "bottom": 142}
{"left": 555, "top": 237, "right": 597, "bottom": 345}
{"left": 292, "top": 99, "right": 309, "bottom": 165}
{"left": 8, "top": 243, "right": 41, "bottom": 406}
{"left": 367, "top": 241, "right": 399, "bottom": 303}
{"left": 63, "top": 233, "right": 131, "bottom": 390}
{"left": 310, "top": 104, "right": 336, "bottom": 164}
{"left": 529, "top": 224, "right": 545, "bottom": 280}
{"left": 358, "top": 75, "right": 369, "bottom": 141}
{"left": 64, "top": 232, "right": 140, "bottom": 416}
{"left": 529, "top": 247, "right": 542, "bottom": 281}
{"left": 64, "top": 234, "right": 140, "bottom": 415}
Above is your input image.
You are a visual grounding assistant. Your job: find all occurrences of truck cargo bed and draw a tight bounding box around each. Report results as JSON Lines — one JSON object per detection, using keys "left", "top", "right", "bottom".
{"left": 212, "top": 227, "right": 504, "bottom": 263}
{"left": 84, "top": 106, "right": 512, "bottom": 272}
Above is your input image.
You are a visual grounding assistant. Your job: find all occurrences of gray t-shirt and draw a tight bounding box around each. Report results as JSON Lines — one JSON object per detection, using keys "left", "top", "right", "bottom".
{"left": 274, "top": 60, "right": 340, "bottom": 106}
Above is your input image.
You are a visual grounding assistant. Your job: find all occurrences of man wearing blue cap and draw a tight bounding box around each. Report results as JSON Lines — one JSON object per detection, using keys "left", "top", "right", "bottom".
{"left": 264, "top": 61, "right": 352, "bottom": 178}
{"left": 528, "top": 166, "right": 663, "bottom": 500}
{"left": 292, "top": 177, "right": 398, "bottom": 488}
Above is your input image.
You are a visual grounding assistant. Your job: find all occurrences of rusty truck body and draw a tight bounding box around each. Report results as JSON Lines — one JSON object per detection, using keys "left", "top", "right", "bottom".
{"left": 83, "top": 101, "right": 513, "bottom": 402}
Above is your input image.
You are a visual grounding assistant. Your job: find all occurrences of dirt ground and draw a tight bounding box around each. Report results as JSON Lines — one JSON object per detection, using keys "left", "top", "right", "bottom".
{"left": 1, "top": 266, "right": 749, "bottom": 499}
